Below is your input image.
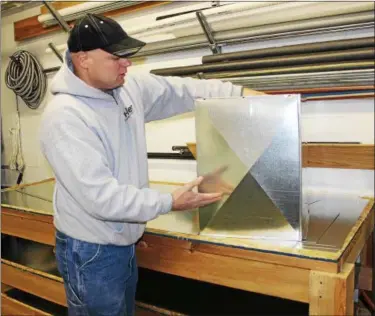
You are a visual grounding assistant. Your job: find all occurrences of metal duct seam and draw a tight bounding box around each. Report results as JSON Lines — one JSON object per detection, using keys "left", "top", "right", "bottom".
{"left": 202, "top": 37, "right": 375, "bottom": 64}
{"left": 150, "top": 47, "right": 375, "bottom": 76}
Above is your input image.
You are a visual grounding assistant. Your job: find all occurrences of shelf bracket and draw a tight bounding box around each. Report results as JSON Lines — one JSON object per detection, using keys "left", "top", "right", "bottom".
{"left": 196, "top": 11, "right": 221, "bottom": 55}
{"left": 42, "top": 1, "right": 71, "bottom": 32}
{"left": 42, "top": 1, "right": 70, "bottom": 68}
{"left": 47, "top": 43, "right": 63, "bottom": 63}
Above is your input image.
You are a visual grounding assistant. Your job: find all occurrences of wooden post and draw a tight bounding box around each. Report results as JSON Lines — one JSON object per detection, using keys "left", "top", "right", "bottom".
{"left": 309, "top": 263, "right": 355, "bottom": 316}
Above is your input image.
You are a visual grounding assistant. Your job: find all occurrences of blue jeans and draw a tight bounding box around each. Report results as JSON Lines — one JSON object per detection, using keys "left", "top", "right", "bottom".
{"left": 55, "top": 230, "right": 138, "bottom": 316}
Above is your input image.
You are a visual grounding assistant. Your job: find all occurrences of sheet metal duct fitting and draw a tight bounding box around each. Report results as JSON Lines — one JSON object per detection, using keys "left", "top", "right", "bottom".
{"left": 134, "top": 11, "right": 374, "bottom": 58}
{"left": 151, "top": 48, "right": 375, "bottom": 76}
{"left": 202, "top": 37, "right": 375, "bottom": 64}
{"left": 192, "top": 61, "right": 375, "bottom": 79}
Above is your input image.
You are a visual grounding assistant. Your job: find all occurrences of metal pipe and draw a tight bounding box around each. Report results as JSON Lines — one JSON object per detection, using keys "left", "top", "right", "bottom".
{"left": 42, "top": 1, "right": 71, "bottom": 32}
{"left": 151, "top": 48, "right": 375, "bottom": 76}
{"left": 133, "top": 9, "right": 374, "bottom": 58}
{"left": 131, "top": 1, "right": 374, "bottom": 39}
{"left": 48, "top": 43, "right": 63, "bottom": 63}
{"left": 213, "top": 11, "right": 375, "bottom": 42}
{"left": 196, "top": 11, "right": 221, "bottom": 54}
{"left": 135, "top": 23, "right": 373, "bottom": 58}
{"left": 147, "top": 153, "right": 195, "bottom": 160}
{"left": 48, "top": 11, "right": 374, "bottom": 57}
{"left": 252, "top": 84, "right": 375, "bottom": 91}
{"left": 197, "top": 61, "right": 375, "bottom": 79}
{"left": 202, "top": 37, "right": 375, "bottom": 64}
{"left": 218, "top": 22, "right": 374, "bottom": 45}
{"left": 43, "top": 66, "right": 61, "bottom": 74}
{"left": 225, "top": 69, "right": 375, "bottom": 82}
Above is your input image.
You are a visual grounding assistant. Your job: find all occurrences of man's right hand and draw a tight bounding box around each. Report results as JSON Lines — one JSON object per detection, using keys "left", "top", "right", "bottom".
{"left": 172, "top": 176, "right": 223, "bottom": 211}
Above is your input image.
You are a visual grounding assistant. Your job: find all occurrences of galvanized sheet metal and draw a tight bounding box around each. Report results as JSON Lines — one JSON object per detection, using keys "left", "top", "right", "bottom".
{"left": 195, "top": 95, "right": 304, "bottom": 241}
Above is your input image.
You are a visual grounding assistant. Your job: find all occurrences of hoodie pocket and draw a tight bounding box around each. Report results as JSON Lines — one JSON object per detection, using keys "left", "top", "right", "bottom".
{"left": 112, "top": 222, "right": 125, "bottom": 233}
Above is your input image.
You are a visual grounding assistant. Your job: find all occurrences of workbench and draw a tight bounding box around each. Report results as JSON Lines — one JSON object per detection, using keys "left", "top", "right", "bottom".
{"left": 1, "top": 179, "right": 373, "bottom": 315}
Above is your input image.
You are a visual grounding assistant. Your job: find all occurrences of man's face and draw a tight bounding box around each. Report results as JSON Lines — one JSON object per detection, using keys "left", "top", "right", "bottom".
{"left": 78, "top": 49, "right": 132, "bottom": 90}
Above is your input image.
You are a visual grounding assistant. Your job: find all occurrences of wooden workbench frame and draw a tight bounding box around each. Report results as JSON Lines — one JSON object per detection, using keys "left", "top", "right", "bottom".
{"left": 1, "top": 198, "right": 374, "bottom": 316}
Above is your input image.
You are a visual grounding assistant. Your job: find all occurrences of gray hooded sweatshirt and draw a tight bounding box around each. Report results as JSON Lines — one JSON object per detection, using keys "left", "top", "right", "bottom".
{"left": 39, "top": 50, "right": 243, "bottom": 246}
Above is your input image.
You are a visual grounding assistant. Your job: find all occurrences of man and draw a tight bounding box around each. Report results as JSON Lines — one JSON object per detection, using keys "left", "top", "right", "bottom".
{"left": 39, "top": 13, "right": 263, "bottom": 316}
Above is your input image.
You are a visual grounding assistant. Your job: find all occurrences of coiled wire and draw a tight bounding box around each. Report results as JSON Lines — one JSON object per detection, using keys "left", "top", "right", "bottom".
{"left": 5, "top": 50, "right": 47, "bottom": 110}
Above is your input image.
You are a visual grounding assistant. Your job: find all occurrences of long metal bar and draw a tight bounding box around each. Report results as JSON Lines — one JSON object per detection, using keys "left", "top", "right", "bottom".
{"left": 147, "top": 153, "right": 195, "bottom": 160}
{"left": 42, "top": 1, "right": 71, "bottom": 32}
{"left": 48, "top": 43, "right": 63, "bottom": 63}
{"left": 202, "top": 37, "right": 375, "bottom": 64}
{"left": 197, "top": 61, "right": 375, "bottom": 79}
{"left": 134, "top": 23, "right": 374, "bottom": 58}
{"left": 133, "top": 11, "right": 374, "bottom": 58}
{"left": 43, "top": 67, "right": 61, "bottom": 74}
{"left": 196, "top": 11, "right": 221, "bottom": 54}
{"left": 225, "top": 69, "right": 375, "bottom": 82}
{"left": 151, "top": 48, "right": 375, "bottom": 76}
{"left": 221, "top": 22, "right": 374, "bottom": 45}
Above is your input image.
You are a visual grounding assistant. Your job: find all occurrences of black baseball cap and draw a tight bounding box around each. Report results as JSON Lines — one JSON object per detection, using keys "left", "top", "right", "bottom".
{"left": 68, "top": 13, "right": 146, "bottom": 58}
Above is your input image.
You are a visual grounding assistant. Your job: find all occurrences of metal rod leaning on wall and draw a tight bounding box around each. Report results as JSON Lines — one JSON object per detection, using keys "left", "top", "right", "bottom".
{"left": 202, "top": 36, "right": 375, "bottom": 64}
{"left": 151, "top": 47, "right": 375, "bottom": 76}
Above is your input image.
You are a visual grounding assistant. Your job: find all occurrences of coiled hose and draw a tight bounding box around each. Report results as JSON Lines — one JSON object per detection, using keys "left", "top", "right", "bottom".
{"left": 5, "top": 50, "right": 47, "bottom": 110}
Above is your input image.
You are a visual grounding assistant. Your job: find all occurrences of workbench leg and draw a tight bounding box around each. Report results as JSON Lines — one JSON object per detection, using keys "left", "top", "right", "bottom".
{"left": 309, "top": 263, "right": 355, "bottom": 316}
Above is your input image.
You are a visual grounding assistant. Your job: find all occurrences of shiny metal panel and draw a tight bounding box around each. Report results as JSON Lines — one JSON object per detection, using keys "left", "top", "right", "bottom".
{"left": 301, "top": 191, "right": 369, "bottom": 251}
{"left": 195, "top": 95, "right": 303, "bottom": 241}
{"left": 1, "top": 182, "right": 54, "bottom": 214}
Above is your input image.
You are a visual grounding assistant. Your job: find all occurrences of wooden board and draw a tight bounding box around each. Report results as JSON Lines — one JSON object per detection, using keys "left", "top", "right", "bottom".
{"left": 40, "top": 2, "right": 85, "bottom": 15}
{"left": 140, "top": 233, "right": 338, "bottom": 273}
{"left": 309, "top": 263, "right": 355, "bottom": 316}
{"left": 1, "top": 293, "right": 52, "bottom": 316}
{"left": 136, "top": 235, "right": 311, "bottom": 303}
{"left": 358, "top": 267, "right": 372, "bottom": 291}
{"left": 15, "top": 1, "right": 169, "bottom": 41}
{"left": 303, "top": 144, "right": 374, "bottom": 169}
{"left": 2, "top": 197, "right": 374, "bottom": 263}
{"left": 1, "top": 207, "right": 55, "bottom": 246}
{"left": 187, "top": 143, "right": 375, "bottom": 169}
{"left": 1, "top": 259, "right": 67, "bottom": 307}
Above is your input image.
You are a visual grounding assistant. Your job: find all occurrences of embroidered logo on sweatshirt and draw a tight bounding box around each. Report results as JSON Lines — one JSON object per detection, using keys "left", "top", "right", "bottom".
{"left": 124, "top": 105, "right": 133, "bottom": 121}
